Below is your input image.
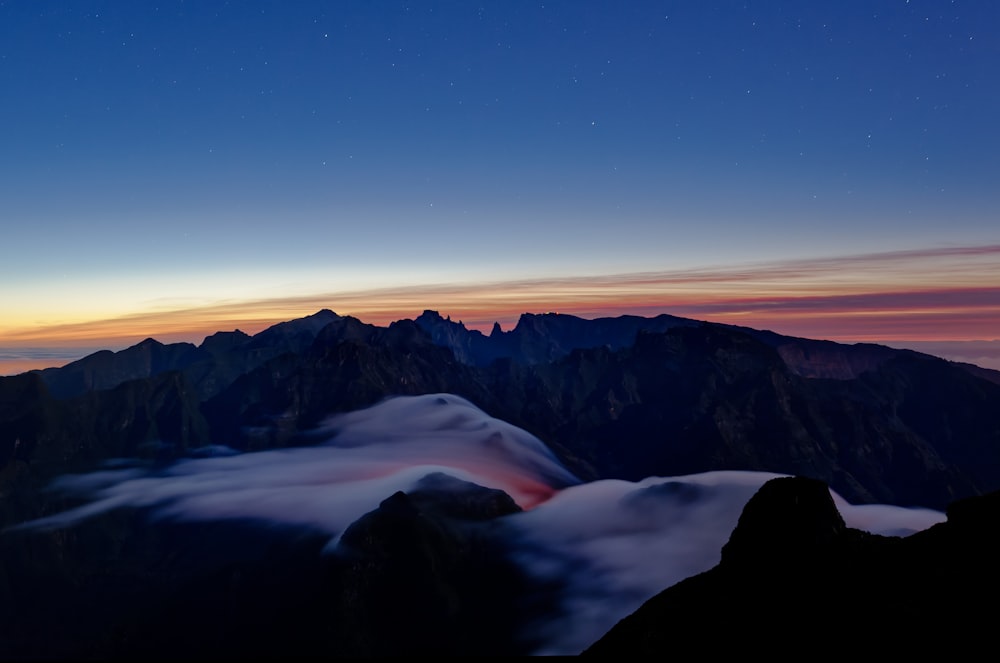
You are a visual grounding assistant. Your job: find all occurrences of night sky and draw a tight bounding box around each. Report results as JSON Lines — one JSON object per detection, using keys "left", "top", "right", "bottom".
{"left": 3, "top": 1, "right": 999, "bottom": 374}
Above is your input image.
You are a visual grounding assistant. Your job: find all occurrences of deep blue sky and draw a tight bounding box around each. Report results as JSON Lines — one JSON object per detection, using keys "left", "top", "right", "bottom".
{"left": 3, "top": 1, "right": 999, "bottom": 371}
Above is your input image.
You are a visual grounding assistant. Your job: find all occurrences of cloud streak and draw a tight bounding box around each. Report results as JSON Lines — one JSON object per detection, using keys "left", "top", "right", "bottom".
{"left": 13, "top": 394, "right": 580, "bottom": 536}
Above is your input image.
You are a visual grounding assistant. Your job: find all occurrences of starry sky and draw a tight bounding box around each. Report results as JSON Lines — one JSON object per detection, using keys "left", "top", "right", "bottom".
{"left": 3, "top": 1, "right": 999, "bottom": 374}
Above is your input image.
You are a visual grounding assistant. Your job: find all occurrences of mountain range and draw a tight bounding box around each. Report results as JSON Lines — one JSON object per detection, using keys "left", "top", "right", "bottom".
{"left": 1, "top": 309, "right": 999, "bottom": 656}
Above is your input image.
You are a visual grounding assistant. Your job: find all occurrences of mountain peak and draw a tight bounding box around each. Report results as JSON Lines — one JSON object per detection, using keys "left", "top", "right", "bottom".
{"left": 415, "top": 310, "right": 471, "bottom": 331}
{"left": 199, "top": 329, "right": 251, "bottom": 354}
{"left": 417, "top": 309, "right": 455, "bottom": 323}
{"left": 720, "top": 476, "right": 846, "bottom": 568}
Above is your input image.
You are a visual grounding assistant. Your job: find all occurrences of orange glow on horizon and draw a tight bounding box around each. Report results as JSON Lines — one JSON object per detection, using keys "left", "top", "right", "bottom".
{"left": 3, "top": 245, "right": 999, "bottom": 374}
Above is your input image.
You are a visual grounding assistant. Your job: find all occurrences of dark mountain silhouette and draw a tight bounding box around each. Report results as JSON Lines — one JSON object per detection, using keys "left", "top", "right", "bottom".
{"left": 36, "top": 309, "right": 342, "bottom": 402}
{"left": 414, "top": 309, "right": 698, "bottom": 366}
{"left": 3, "top": 310, "right": 1000, "bottom": 514}
{"left": 584, "top": 475, "right": 1000, "bottom": 657}
{"left": 328, "top": 473, "right": 532, "bottom": 657}
{"left": 415, "top": 308, "right": 943, "bottom": 381}
{"left": 35, "top": 337, "right": 209, "bottom": 400}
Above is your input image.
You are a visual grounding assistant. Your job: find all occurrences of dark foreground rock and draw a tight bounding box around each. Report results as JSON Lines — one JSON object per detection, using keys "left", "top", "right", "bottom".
{"left": 584, "top": 475, "right": 1000, "bottom": 656}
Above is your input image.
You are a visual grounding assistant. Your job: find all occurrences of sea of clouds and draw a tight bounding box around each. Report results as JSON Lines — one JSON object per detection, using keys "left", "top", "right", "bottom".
{"left": 13, "top": 393, "right": 947, "bottom": 655}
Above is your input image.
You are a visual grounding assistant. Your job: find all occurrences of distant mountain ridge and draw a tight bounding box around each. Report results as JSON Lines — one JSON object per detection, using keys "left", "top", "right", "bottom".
{"left": 30, "top": 309, "right": 1000, "bottom": 400}
{"left": 2, "top": 309, "right": 999, "bottom": 514}
{"left": 35, "top": 309, "right": 345, "bottom": 400}
{"left": 413, "top": 309, "right": 698, "bottom": 367}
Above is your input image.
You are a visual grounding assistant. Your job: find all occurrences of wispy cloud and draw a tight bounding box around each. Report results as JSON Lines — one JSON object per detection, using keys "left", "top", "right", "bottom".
{"left": 13, "top": 394, "right": 580, "bottom": 534}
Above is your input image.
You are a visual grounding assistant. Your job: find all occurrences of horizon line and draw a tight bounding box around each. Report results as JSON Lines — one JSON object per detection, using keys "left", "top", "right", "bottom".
{"left": 3, "top": 306, "right": 1000, "bottom": 376}
{"left": 3, "top": 244, "right": 999, "bottom": 373}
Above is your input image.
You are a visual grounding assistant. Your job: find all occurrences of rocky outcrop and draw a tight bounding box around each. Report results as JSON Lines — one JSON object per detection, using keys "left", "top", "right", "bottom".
{"left": 584, "top": 475, "right": 1000, "bottom": 656}
{"left": 331, "top": 474, "right": 529, "bottom": 657}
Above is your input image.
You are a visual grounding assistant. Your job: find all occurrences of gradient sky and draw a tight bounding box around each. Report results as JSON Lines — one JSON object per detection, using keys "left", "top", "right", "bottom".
{"left": 3, "top": 1, "right": 999, "bottom": 374}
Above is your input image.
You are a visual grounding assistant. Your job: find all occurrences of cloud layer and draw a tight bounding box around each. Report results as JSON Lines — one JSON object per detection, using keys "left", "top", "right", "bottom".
{"left": 16, "top": 394, "right": 579, "bottom": 536}
{"left": 11, "top": 394, "right": 948, "bottom": 654}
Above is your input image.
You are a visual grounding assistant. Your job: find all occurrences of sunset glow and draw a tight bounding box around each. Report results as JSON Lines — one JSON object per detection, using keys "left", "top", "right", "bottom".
{"left": 3, "top": 244, "right": 999, "bottom": 375}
